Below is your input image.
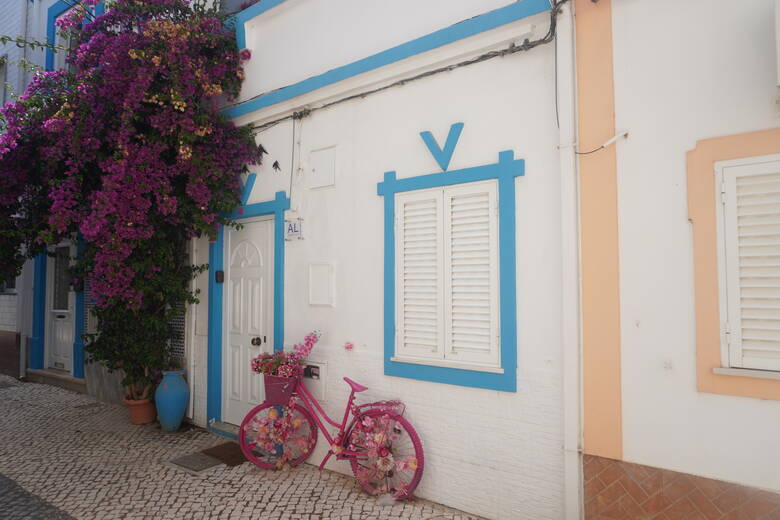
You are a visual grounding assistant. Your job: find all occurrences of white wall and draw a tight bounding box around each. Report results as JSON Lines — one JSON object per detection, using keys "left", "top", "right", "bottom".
{"left": 192, "top": 6, "right": 567, "bottom": 518}
{"left": 238, "top": 0, "right": 516, "bottom": 101}
{"left": 0, "top": 0, "right": 28, "bottom": 101}
{"left": 0, "top": 1, "right": 38, "bottom": 338}
{"left": 613, "top": 0, "right": 780, "bottom": 492}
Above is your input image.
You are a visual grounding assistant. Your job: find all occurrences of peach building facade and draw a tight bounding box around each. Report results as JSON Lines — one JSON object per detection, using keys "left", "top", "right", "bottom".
{"left": 578, "top": 0, "right": 780, "bottom": 517}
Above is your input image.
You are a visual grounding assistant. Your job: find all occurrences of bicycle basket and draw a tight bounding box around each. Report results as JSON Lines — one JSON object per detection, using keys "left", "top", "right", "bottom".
{"left": 263, "top": 374, "right": 297, "bottom": 405}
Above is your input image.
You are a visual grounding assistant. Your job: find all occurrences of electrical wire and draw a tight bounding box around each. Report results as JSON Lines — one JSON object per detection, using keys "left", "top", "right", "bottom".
{"left": 575, "top": 146, "right": 605, "bottom": 155}
{"left": 246, "top": 0, "right": 570, "bottom": 133}
{"left": 287, "top": 115, "right": 296, "bottom": 200}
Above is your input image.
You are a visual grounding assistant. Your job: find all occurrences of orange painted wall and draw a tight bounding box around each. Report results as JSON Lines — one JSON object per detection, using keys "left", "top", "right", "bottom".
{"left": 575, "top": 0, "right": 623, "bottom": 460}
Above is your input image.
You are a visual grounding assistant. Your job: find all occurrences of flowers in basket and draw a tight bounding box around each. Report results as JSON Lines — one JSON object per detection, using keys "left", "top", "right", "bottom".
{"left": 250, "top": 330, "right": 321, "bottom": 377}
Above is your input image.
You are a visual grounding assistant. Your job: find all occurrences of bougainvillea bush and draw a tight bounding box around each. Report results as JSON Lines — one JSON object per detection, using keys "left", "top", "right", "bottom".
{"left": 0, "top": 0, "right": 263, "bottom": 399}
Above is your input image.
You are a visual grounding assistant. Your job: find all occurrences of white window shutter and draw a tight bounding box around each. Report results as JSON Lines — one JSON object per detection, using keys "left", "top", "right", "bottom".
{"left": 443, "top": 181, "right": 500, "bottom": 367}
{"left": 395, "top": 189, "right": 445, "bottom": 361}
{"left": 721, "top": 160, "right": 780, "bottom": 371}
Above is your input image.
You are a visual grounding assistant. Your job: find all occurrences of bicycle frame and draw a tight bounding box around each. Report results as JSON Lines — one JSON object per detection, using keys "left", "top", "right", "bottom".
{"left": 292, "top": 377, "right": 367, "bottom": 469}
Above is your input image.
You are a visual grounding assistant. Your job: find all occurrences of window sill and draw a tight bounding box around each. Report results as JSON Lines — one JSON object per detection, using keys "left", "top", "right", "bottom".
{"left": 390, "top": 356, "right": 504, "bottom": 374}
{"left": 712, "top": 367, "right": 780, "bottom": 381}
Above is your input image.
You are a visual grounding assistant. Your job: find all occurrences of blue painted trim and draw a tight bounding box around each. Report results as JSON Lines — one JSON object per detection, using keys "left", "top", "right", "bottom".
{"left": 206, "top": 229, "right": 224, "bottom": 424}
{"left": 45, "top": 1, "right": 71, "bottom": 71}
{"left": 30, "top": 254, "right": 47, "bottom": 370}
{"left": 420, "top": 122, "right": 464, "bottom": 172}
{"left": 224, "top": 0, "right": 550, "bottom": 119}
{"left": 240, "top": 173, "right": 257, "bottom": 206}
{"left": 206, "top": 191, "right": 290, "bottom": 424}
{"left": 234, "top": 0, "right": 287, "bottom": 50}
{"left": 379, "top": 151, "right": 523, "bottom": 392}
{"left": 72, "top": 241, "right": 85, "bottom": 379}
{"left": 46, "top": 1, "right": 105, "bottom": 71}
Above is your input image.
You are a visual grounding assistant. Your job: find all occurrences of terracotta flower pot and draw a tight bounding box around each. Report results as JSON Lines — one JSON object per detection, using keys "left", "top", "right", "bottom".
{"left": 124, "top": 398, "right": 157, "bottom": 425}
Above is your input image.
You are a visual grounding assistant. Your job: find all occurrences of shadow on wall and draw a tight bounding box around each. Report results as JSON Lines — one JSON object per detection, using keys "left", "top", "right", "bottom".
{"left": 85, "top": 361, "right": 125, "bottom": 404}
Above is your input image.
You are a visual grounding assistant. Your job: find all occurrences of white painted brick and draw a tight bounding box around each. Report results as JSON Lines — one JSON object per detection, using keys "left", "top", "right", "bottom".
{"left": 0, "top": 294, "right": 18, "bottom": 331}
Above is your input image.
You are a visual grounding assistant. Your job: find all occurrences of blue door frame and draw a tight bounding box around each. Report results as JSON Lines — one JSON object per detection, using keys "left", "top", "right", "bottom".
{"left": 206, "top": 188, "right": 290, "bottom": 425}
{"left": 31, "top": 249, "right": 85, "bottom": 379}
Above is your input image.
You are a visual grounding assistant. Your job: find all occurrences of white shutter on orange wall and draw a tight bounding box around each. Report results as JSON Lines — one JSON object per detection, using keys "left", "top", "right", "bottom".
{"left": 721, "top": 159, "right": 780, "bottom": 371}
{"left": 395, "top": 188, "right": 445, "bottom": 361}
{"left": 443, "top": 180, "right": 500, "bottom": 368}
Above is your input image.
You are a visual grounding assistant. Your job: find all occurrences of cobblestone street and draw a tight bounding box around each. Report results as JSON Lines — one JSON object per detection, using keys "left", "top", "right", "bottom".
{"left": 0, "top": 375, "right": 481, "bottom": 520}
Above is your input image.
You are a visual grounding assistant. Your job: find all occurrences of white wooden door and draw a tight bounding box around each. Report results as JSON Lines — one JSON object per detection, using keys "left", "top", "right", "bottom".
{"left": 46, "top": 245, "right": 74, "bottom": 372}
{"left": 223, "top": 218, "right": 274, "bottom": 425}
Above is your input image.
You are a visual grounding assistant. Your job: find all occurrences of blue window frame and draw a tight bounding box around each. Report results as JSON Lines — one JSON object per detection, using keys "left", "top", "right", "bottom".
{"left": 377, "top": 150, "right": 524, "bottom": 392}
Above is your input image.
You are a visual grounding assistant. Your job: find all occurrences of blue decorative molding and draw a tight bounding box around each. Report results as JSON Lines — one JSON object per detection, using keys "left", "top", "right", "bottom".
{"left": 224, "top": 0, "right": 550, "bottom": 119}
{"left": 420, "top": 122, "right": 464, "bottom": 172}
{"left": 72, "top": 240, "right": 85, "bottom": 379}
{"left": 30, "top": 254, "right": 47, "bottom": 370}
{"left": 378, "top": 148, "right": 524, "bottom": 392}
{"left": 207, "top": 191, "right": 290, "bottom": 424}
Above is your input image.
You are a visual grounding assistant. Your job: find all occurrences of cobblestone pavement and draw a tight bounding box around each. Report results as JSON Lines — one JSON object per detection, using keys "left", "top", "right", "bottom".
{"left": 0, "top": 474, "right": 75, "bottom": 519}
{"left": 0, "top": 375, "right": 481, "bottom": 520}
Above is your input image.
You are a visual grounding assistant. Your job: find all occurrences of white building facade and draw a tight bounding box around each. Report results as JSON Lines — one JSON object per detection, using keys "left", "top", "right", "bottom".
{"left": 187, "top": 1, "right": 579, "bottom": 518}
{"left": 6, "top": 0, "right": 780, "bottom": 518}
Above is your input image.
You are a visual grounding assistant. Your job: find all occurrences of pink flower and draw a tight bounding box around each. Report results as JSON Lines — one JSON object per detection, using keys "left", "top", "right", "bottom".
{"left": 344, "top": 342, "right": 354, "bottom": 351}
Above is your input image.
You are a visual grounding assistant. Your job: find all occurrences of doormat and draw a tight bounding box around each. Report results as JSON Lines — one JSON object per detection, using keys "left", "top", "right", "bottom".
{"left": 201, "top": 442, "right": 246, "bottom": 467}
{"left": 165, "top": 452, "right": 222, "bottom": 475}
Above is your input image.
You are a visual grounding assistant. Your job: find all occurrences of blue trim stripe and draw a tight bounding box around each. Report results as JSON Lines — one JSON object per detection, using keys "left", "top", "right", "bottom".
{"left": 379, "top": 151, "right": 524, "bottom": 392}
{"left": 72, "top": 241, "right": 85, "bottom": 379}
{"left": 30, "top": 254, "right": 47, "bottom": 370}
{"left": 234, "top": 0, "right": 287, "bottom": 50}
{"left": 224, "top": 0, "right": 551, "bottom": 119}
{"left": 207, "top": 191, "right": 290, "bottom": 424}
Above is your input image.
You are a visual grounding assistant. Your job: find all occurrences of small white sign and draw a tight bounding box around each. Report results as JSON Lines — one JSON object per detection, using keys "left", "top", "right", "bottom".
{"left": 285, "top": 218, "right": 303, "bottom": 241}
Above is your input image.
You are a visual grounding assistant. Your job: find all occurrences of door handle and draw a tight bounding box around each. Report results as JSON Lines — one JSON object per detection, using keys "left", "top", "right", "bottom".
{"left": 56, "top": 315, "right": 66, "bottom": 319}
{"left": 251, "top": 337, "right": 262, "bottom": 346}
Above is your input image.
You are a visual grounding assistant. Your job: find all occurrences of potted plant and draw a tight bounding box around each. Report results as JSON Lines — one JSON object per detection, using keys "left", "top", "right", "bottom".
{"left": 155, "top": 355, "right": 189, "bottom": 432}
{"left": 84, "top": 304, "right": 169, "bottom": 425}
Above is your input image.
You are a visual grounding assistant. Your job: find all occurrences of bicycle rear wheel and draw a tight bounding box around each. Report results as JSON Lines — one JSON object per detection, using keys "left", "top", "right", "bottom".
{"left": 239, "top": 402, "right": 318, "bottom": 469}
{"left": 347, "top": 409, "right": 424, "bottom": 499}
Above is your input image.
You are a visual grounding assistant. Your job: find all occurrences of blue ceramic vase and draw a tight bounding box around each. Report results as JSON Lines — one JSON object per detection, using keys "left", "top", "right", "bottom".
{"left": 155, "top": 370, "right": 189, "bottom": 432}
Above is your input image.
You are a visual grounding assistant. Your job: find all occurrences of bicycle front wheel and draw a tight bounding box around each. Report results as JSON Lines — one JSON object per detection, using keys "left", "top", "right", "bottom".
{"left": 347, "top": 409, "right": 424, "bottom": 499}
{"left": 238, "top": 402, "right": 318, "bottom": 470}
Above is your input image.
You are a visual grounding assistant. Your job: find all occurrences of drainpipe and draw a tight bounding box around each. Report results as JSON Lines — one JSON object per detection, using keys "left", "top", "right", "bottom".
{"left": 20, "top": 0, "right": 30, "bottom": 93}
{"left": 556, "top": 2, "right": 584, "bottom": 518}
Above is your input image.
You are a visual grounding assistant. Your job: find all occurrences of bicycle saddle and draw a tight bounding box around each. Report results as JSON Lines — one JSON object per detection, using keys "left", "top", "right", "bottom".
{"left": 343, "top": 377, "right": 368, "bottom": 393}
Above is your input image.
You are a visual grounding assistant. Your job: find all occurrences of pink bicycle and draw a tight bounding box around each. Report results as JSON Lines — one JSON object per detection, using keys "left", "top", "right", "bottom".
{"left": 238, "top": 374, "right": 425, "bottom": 499}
